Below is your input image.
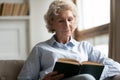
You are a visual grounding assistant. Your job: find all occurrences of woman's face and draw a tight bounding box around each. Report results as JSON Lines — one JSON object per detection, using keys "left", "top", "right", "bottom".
{"left": 51, "top": 10, "right": 75, "bottom": 38}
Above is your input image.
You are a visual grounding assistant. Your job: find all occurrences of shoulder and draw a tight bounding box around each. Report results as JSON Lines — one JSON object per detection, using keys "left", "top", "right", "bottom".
{"left": 77, "top": 40, "right": 93, "bottom": 47}
{"left": 34, "top": 36, "right": 55, "bottom": 48}
{"left": 33, "top": 40, "right": 49, "bottom": 49}
{"left": 29, "top": 40, "right": 50, "bottom": 56}
{"left": 74, "top": 40, "right": 94, "bottom": 51}
{"left": 71, "top": 38, "right": 93, "bottom": 47}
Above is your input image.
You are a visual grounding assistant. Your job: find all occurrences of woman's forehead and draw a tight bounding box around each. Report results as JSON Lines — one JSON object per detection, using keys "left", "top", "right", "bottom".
{"left": 54, "top": 10, "right": 74, "bottom": 19}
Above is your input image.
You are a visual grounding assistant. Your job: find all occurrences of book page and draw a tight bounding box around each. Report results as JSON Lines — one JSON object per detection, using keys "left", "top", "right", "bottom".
{"left": 57, "top": 58, "right": 80, "bottom": 65}
{"left": 81, "top": 61, "right": 103, "bottom": 66}
{"left": 57, "top": 58, "right": 103, "bottom": 66}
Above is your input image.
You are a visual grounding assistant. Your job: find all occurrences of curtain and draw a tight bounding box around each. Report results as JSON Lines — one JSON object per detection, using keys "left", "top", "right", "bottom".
{"left": 109, "top": 0, "right": 120, "bottom": 63}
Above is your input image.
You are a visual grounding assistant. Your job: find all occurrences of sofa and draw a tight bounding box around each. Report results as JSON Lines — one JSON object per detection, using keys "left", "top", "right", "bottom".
{"left": 0, "top": 60, "right": 120, "bottom": 80}
{"left": 0, "top": 60, "right": 24, "bottom": 80}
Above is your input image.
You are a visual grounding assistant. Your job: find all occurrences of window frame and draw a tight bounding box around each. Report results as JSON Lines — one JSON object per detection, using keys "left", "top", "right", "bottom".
{"left": 72, "top": 0, "right": 110, "bottom": 41}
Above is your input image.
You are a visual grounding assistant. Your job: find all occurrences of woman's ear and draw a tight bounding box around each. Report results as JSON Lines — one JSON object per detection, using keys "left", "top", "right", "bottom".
{"left": 49, "top": 19, "right": 54, "bottom": 26}
{"left": 50, "top": 22, "right": 53, "bottom": 27}
{"left": 49, "top": 21, "right": 55, "bottom": 31}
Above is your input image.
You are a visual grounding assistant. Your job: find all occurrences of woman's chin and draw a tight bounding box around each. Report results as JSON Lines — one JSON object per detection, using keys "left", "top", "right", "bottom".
{"left": 62, "top": 34, "right": 71, "bottom": 37}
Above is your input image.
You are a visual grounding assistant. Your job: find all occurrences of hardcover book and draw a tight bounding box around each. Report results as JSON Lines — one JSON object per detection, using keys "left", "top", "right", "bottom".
{"left": 53, "top": 58, "right": 104, "bottom": 80}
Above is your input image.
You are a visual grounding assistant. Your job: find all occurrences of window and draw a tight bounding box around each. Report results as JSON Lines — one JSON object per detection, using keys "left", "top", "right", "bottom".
{"left": 75, "top": 0, "right": 110, "bottom": 56}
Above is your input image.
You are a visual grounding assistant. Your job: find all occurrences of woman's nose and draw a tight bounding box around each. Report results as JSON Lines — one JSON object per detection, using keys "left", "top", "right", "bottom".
{"left": 64, "top": 21, "right": 69, "bottom": 28}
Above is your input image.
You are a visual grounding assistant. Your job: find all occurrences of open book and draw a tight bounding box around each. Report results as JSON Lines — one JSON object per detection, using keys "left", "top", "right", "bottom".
{"left": 53, "top": 58, "right": 104, "bottom": 80}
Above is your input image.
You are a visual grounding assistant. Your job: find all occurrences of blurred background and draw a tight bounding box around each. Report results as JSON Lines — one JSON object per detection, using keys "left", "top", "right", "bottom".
{"left": 0, "top": 0, "right": 119, "bottom": 63}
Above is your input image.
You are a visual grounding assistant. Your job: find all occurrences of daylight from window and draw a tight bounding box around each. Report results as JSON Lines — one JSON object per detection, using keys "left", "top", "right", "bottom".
{"left": 76, "top": 0, "right": 110, "bottom": 57}
{"left": 77, "top": 0, "right": 110, "bottom": 30}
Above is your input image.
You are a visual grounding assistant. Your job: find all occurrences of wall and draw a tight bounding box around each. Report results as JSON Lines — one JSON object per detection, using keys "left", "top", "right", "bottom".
{"left": 29, "top": 0, "right": 54, "bottom": 50}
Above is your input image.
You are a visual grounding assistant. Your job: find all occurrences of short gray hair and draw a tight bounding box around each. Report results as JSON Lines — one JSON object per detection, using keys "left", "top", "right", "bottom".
{"left": 44, "top": 0, "right": 79, "bottom": 33}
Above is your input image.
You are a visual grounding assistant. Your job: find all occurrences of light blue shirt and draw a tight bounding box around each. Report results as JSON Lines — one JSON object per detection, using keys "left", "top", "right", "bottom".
{"left": 18, "top": 36, "right": 120, "bottom": 80}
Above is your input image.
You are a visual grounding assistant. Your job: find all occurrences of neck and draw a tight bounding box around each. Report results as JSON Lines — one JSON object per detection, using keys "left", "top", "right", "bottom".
{"left": 54, "top": 35, "right": 70, "bottom": 44}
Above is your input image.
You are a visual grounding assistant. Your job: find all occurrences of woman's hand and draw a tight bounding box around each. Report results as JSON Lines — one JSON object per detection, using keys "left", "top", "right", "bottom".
{"left": 42, "top": 71, "right": 64, "bottom": 80}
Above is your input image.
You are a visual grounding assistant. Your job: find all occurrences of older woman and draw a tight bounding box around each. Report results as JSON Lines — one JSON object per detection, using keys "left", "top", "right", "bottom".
{"left": 18, "top": 0, "right": 120, "bottom": 80}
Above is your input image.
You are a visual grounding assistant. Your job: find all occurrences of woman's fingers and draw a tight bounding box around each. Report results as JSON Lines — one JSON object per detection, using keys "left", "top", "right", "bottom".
{"left": 43, "top": 71, "right": 64, "bottom": 80}
{"left": 46, "top": 71, "right": 58, "bottom": 77}
{"left": 52, "top": 73, "right": 64, "bottom": 80}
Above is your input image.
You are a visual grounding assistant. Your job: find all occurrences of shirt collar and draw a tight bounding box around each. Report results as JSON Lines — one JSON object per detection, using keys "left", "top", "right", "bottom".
{"left": 47, "top": 35, "right": 76, "bottom": 48}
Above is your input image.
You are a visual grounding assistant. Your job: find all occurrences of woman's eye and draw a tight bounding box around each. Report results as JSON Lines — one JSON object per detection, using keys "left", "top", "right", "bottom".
{"left": 68, "top": 18, "right": 73, "bottom": 21}
{"left": 58, "top": 20, "right": 64, "bottom": 23}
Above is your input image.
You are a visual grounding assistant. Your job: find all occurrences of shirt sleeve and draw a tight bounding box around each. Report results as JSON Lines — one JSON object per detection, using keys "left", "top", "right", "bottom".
{"left": 18, "top": 46, "right": 41, "bottom": 80}
{"left": 83, "top": 41, "right": 120, "bottom": 79}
